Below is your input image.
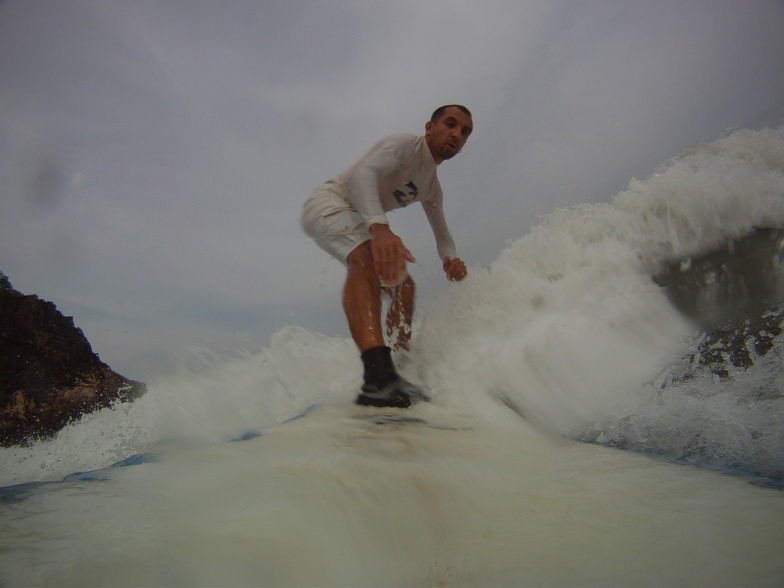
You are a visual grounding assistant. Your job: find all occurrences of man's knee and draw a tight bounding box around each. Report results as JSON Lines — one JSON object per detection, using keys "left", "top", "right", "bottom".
{"left": 346, "top": 242, "right": 381, "bottom": 294}
{"left": 346, "top": 242, "right": 375, "bottom": 274}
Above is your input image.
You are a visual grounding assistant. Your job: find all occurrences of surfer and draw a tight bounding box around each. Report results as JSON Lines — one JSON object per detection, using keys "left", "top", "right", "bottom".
{"left": 302, "top": 105, "right": 472, "bottom": 408}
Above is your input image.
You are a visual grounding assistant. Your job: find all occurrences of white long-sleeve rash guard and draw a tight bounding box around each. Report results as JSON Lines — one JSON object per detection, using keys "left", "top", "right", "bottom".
{"left": 329, "top": 133, "right": 457, "bottom": 261}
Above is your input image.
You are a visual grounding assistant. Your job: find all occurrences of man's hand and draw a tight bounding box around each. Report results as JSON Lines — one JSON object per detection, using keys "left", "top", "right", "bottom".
{"left": 370, "top": 224, "right": 415, "bottom": 285}
{"left": 443, "top": 256, "right": 468, "bottom": 281}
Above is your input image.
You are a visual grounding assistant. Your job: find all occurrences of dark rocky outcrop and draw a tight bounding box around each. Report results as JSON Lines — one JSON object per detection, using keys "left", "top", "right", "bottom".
{"left": 0, "top": 272, "right": 146, "bottom": 446}
{"left": 653, "top": 227, "right": 784, "bottom": 379}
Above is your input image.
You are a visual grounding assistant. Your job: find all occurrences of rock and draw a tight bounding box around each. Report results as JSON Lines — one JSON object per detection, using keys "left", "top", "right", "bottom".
{"left": 653, "top": 227, "right": 784, "bottom": 379}
{"left": 0, "top": 272, "right": 146, "bottom": 446}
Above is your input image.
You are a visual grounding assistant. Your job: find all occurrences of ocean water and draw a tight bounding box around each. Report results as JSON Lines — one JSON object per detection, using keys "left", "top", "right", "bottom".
{"left": 1, "top": 126, "right": 783, "bottom": 586}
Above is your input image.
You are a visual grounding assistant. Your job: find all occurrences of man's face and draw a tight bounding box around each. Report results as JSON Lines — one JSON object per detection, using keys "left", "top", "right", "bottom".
{"left": 425, "top": 107, "right": 473, "bottom": 164}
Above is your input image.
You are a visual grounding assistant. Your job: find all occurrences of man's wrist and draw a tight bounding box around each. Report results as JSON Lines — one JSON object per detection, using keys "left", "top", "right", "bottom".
{"left": 369, "top": 223, "right": 391, "bottom": 235}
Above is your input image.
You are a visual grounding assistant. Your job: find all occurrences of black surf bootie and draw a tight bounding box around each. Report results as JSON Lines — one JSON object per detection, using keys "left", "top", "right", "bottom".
{"left": 356, "top": 346, "right": 429, "bottom": 408}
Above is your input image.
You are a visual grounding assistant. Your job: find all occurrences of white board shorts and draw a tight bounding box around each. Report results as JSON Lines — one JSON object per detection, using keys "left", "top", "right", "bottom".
{"left": 302, "top": 182, "right": 410, "bottom": 285}
{"left": 301, "top": 182, "right": 373, "bottom": 266}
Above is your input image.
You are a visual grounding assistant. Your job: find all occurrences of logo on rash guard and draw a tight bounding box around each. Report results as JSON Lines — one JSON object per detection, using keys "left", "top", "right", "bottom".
{"left": 393, "top": 181, "right": 418, "bottom": 207}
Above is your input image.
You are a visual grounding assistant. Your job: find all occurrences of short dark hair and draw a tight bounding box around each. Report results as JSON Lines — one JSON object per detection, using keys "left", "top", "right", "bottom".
{"left": 430, "top": 104, "right": 472, "bottom": 123}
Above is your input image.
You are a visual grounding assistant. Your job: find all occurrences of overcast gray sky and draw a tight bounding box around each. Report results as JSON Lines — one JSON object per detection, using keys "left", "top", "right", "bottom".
{"left": 2, "top": 0, "right": 783, "bottom": 381}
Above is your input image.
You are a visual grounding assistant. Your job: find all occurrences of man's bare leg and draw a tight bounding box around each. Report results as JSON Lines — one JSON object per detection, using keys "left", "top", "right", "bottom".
{"left": 343, "top": 242, "right": 427, "bottom": 407}
{"left": 384, "top": 277, "right": 415, "bottom": 352}
{"left": 343, "top": 242, "right": 385, "bottom": 352}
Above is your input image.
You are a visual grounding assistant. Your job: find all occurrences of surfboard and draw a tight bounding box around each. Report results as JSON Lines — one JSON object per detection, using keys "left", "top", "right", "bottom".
{"left": 229, "top": 400, "right": 476, "bottom": 444}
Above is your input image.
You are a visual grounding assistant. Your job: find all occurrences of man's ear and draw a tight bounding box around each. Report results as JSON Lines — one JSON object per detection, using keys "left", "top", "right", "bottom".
{"left": 425, "top": 120, "right": 433, "bottom": 136}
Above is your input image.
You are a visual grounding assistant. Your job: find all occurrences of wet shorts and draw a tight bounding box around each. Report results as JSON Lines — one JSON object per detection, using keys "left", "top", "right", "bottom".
{"left": 301, "top": 182, "right": 372, "bottom": 265}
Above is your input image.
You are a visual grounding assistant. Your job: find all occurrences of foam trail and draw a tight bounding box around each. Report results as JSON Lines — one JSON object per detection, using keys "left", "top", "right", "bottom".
{"left": 2, "top": 401, "right": 783, "bottom": 587}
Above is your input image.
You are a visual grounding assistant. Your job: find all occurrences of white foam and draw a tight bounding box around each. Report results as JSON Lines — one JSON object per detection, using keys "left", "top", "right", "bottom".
{"left": 2, "top": 403, "right": 783, "bottom": 587}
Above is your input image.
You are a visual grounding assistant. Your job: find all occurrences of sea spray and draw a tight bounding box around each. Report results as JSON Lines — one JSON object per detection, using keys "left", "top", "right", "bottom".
{"left": 0, "top": 327, "right": 357, "bottom": 486}
{"left": 415, "top": 125, "right": 784, "bottom": 480}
